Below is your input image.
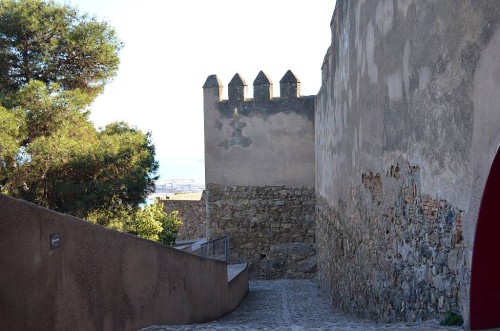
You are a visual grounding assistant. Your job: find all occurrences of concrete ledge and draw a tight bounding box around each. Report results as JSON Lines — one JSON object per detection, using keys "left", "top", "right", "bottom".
{"left": 227, "top": 263, "right": 247, "bottom": 282}
{"left": 0, "top": 194, "right": 248, "bottom": 330}
{"left": 227, "top": 263, "right": 249, "bottom": 312}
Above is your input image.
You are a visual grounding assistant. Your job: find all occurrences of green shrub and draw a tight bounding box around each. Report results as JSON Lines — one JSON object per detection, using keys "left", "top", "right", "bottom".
{"left": 440, "top": 311, "right": 464, "bottom": 326}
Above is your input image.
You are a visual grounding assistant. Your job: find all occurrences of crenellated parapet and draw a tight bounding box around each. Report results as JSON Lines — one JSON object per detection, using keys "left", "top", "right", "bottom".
{"left": 253, "top": 71, "right": 273, "bottom": 101}
{"left": 203, "top": 70, "right": 314, "bottom": 121}
{"left": 280, "top": 70, "right": 301, "bottom": 99}
{"left": 228, "top": 73, "right": 247, "bottom": 102}
{"left": 203, "top": 70, "right": 315, "bottom": 187}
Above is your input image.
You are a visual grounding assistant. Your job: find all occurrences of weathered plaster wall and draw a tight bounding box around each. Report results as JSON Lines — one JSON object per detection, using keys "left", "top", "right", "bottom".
{"left": 203, "top": 71, "right": 315, "bottom": 187}
{"left": 0, "top": 195, "right": 248, "bottom": 331}
{"left": 316, "top": 0, "right": 500, "bottom": 325}
{"left": 159, "top": 197, "right": 205, "bottom": 240}
{"left": 206, "top": 184, "right": 316, "bottom": 279}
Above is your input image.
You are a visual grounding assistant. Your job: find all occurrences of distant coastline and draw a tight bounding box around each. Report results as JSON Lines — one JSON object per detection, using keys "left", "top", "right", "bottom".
{"left": 145, "top": 178, "right": 205, "bottom": 205}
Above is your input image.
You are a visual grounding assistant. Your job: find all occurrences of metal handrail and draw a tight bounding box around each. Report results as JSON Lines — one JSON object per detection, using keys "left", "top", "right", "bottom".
{"left": 200, "top": 236, "right": 228, "bottom": 262}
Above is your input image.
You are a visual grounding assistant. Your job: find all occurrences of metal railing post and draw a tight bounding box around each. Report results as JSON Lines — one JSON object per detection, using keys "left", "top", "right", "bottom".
{"left": 199, "top": 236, "right": 228, "bottom": 262}
{"left": 224, "top": 238, "right": 228, "bottom": 261}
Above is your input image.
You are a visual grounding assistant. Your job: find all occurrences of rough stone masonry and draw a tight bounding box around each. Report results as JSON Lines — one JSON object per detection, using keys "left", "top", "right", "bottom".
{"left": 159, "top": 193, "right": 205, "bottom": 240}
{"left": 206, "top": 184, "right": 316, "bottom": 279}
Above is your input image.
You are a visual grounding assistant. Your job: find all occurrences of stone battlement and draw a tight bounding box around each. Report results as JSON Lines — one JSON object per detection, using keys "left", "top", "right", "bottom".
{"left": 203, "top": 71, "right": 314, "bottom": 119}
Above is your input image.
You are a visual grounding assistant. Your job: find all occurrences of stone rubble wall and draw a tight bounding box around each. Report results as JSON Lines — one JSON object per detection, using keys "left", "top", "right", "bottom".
{"left": 206, "top": 184, "right": 316, "bottom": 279}
{"left": 159, "top": 198, "right": 205, "bottom": 240}
{"left": 316, "top": 162, "right": 467, "bottom": 322}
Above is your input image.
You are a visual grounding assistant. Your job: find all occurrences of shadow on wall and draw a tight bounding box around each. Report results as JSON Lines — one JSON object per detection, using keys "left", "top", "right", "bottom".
{"left": 0, "top": 194, "right": 248, "bottom": 331}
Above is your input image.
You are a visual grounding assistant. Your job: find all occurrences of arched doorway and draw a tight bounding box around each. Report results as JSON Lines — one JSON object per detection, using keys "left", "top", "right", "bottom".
{"left": 471, "top": 147, "right": 500, "bottom": 330}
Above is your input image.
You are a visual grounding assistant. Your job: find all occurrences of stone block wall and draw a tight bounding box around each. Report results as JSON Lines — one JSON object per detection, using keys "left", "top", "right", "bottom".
{"left": 316, "top": 162, "right": 467, "bottom": 322}
{"left": 159, "top": 197, "right": 205, "bottom": 240}
{"left": 206, "top": 184, "right": 316, "bottom": 279}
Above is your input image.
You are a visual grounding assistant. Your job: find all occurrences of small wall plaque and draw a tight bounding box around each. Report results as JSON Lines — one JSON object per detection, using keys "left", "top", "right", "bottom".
{"left": 50, "top": 233, "right": 60, "bottom": 249}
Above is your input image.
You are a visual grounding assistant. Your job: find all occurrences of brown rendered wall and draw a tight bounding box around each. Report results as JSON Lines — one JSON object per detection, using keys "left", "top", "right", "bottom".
{"left": 0, "top": 194, "right": 248, "bottom": 331}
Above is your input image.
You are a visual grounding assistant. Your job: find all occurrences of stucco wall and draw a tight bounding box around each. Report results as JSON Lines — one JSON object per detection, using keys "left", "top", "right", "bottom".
{"left": 0, "top": 194, "right": 248, "bottom": 331}
{"left": 203, "top": 71, "right": 315, "bottom": 187}
{"left": 315, "top": 0, "right": 500, "bottom": 326}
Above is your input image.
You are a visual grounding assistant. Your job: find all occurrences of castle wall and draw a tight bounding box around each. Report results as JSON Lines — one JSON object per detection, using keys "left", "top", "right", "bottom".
{"left": 206, "top": 184, "right": 316, "bottom": 279}
{"left": 203, "top": 72, "right": 316, "bottom": 278}
{"left": 204, "top": 72, "right": 315, "bottom": 187}
{"left": 159, "top": 196, "right": 205, "bottom": 240}
{"left": 315, "top": 0, "right": 500, "bottom": 325}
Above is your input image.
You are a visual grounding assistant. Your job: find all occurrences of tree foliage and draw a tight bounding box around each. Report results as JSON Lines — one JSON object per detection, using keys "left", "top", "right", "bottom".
{"left": 1, "top": 81, "right": 159, "bottom": 218}
{"left": 0, "top": 0, "right": 121, "bottom": 100}
{"left": 0, "top": 0, "right": 177, "bottom": 244}
{"left": 129, "top": 201, "right": 182, "bottom": 245}
{"left": 156, "top": 207, "right": 183, "bottom": 246}
{"left": 0, "top": 105, "right": 23, "bottom": 168}
{"left": 87, "top": 200, "right": 182, "bottom": 246}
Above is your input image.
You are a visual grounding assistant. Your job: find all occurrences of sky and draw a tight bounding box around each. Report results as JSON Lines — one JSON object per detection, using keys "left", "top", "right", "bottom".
{"left": 55, "top": 0, "right": 336, "bottom": 182}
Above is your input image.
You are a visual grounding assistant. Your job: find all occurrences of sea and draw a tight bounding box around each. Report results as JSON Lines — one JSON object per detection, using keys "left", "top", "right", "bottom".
{"left": 144, "top": 156, "right": 205, "bottom": 206}
{"left": 156, "top": 156, "right": 205, "bottom": 184}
